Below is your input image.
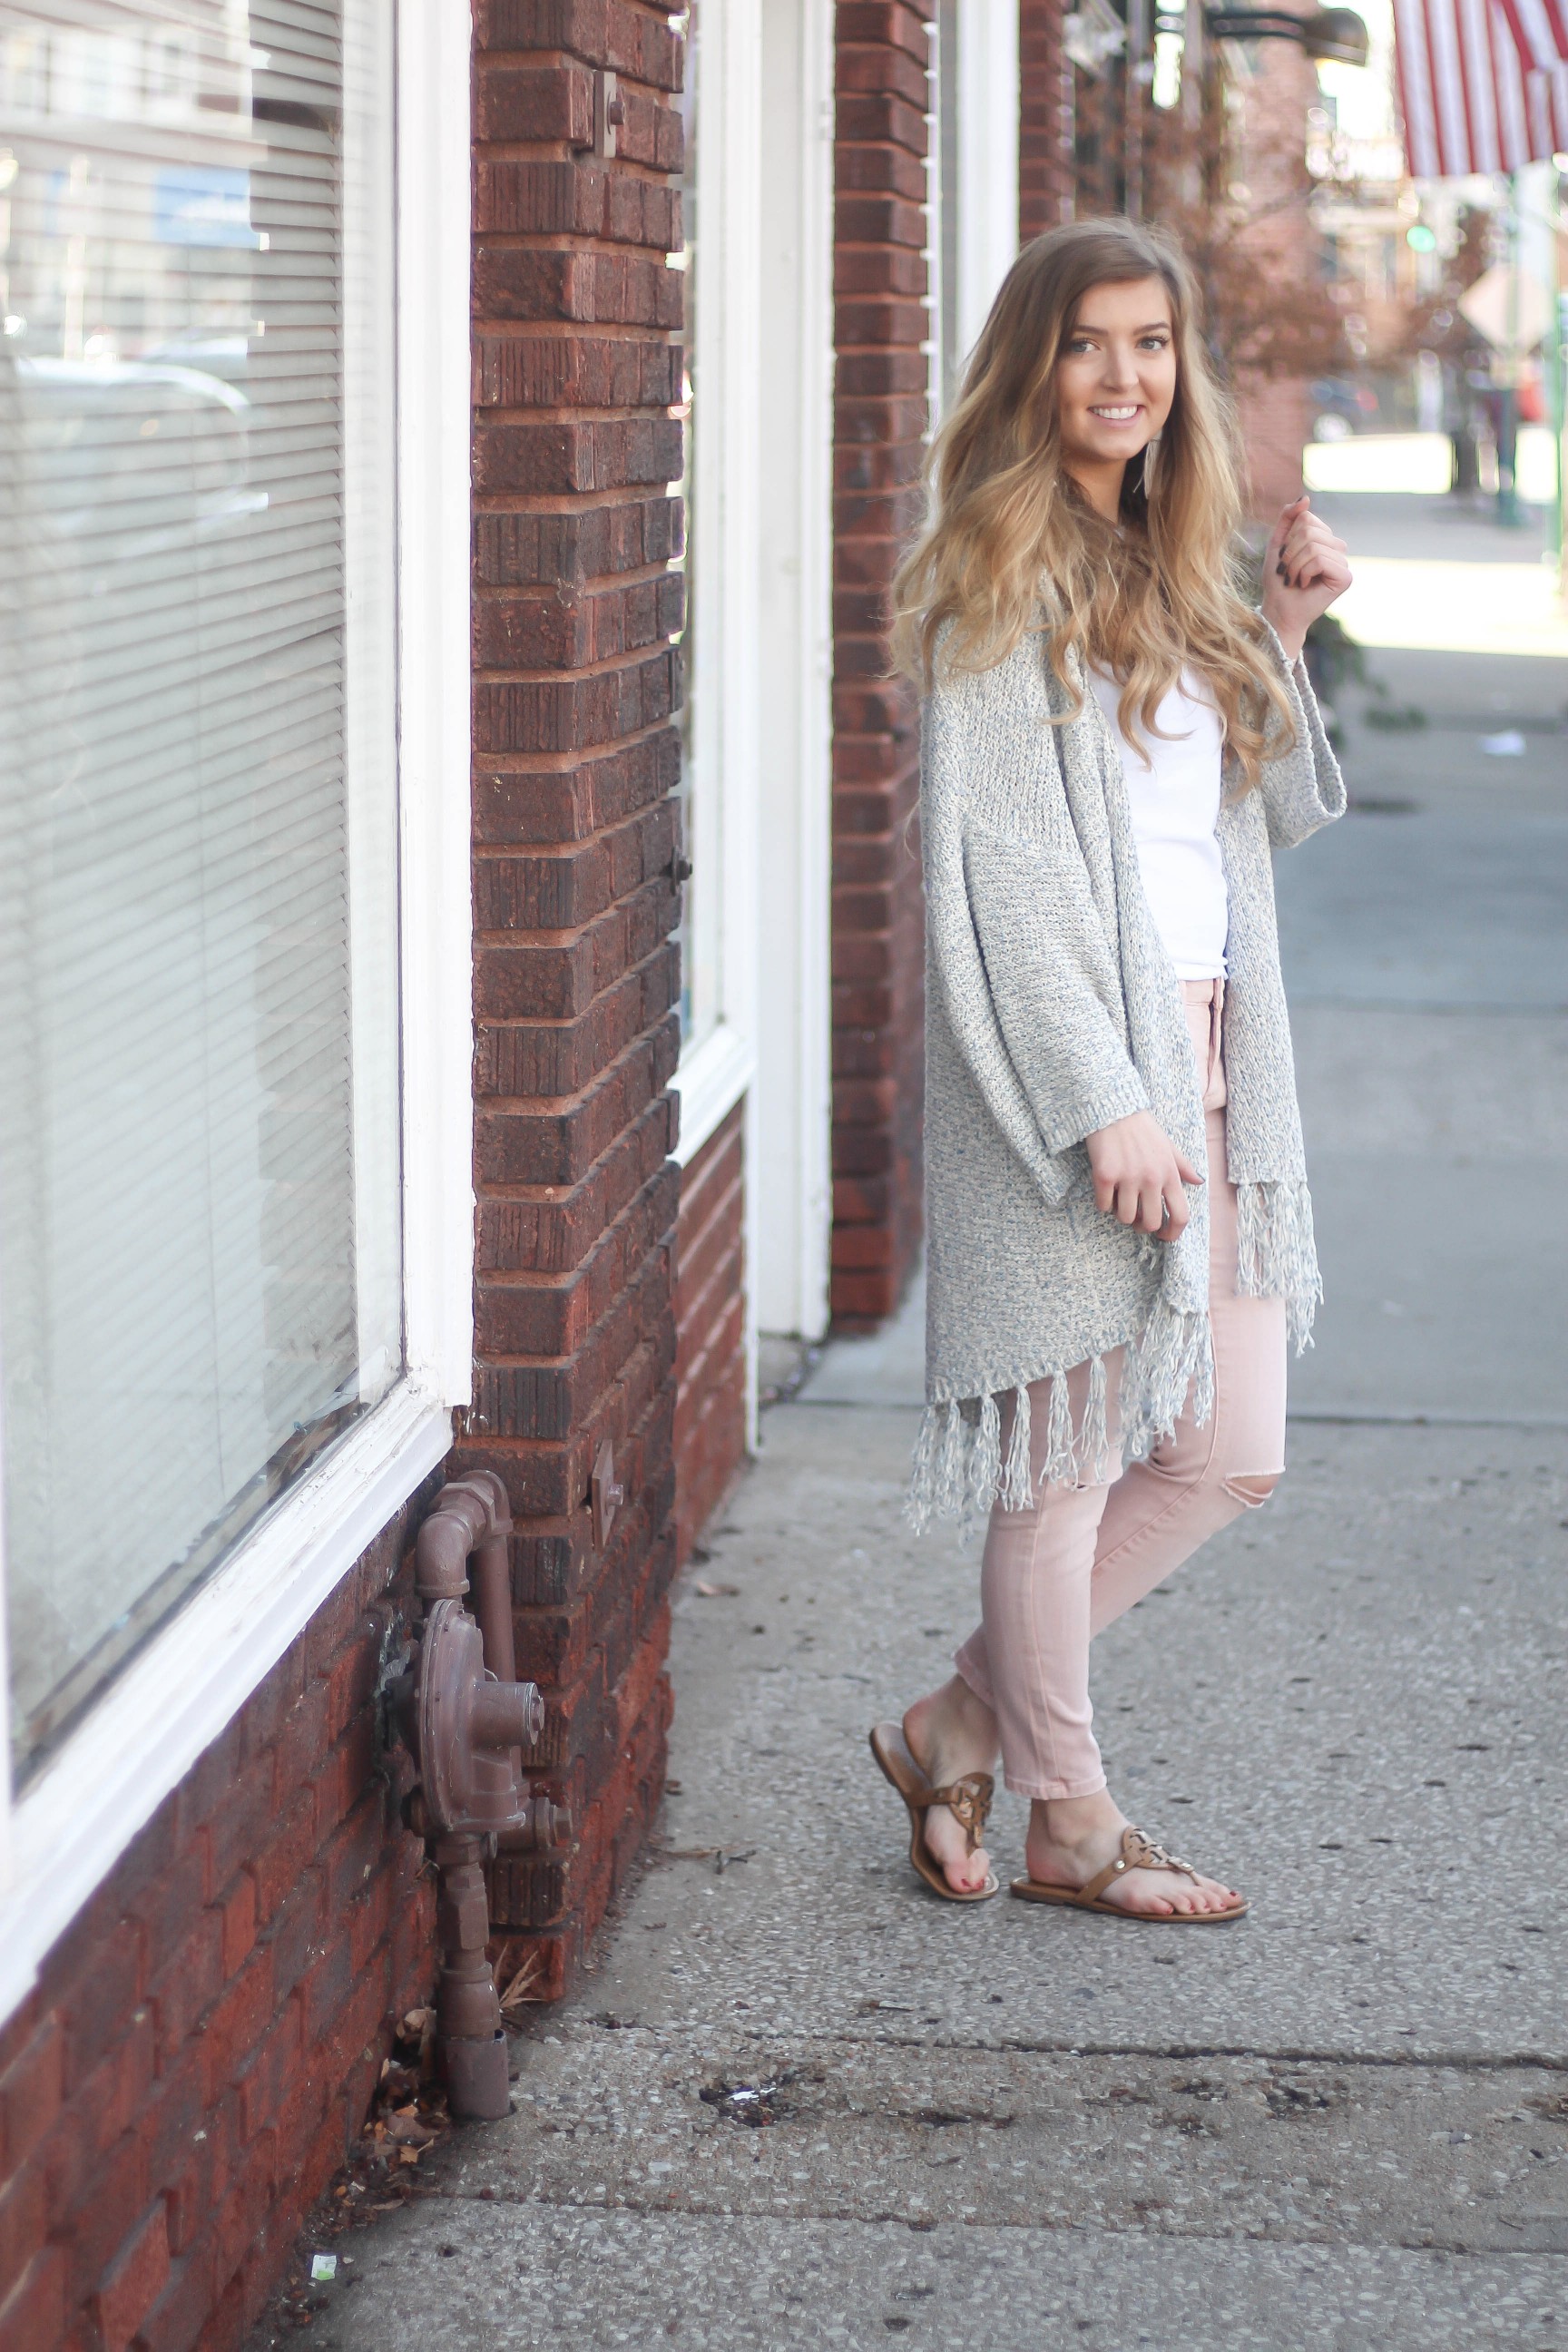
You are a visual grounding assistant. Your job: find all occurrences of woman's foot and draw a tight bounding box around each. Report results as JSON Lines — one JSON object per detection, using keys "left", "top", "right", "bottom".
{"left": 902, "top": 1676, "right": 1000, "bottom": 1895}
{"left": 1024, "top": 1788, "right": 1240, "bottom": 1916}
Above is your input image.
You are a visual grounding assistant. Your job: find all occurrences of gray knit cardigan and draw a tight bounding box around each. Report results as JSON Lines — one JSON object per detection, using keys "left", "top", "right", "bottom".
{"left": 911, "top": 621, "right": 1345, "bottom": 1534}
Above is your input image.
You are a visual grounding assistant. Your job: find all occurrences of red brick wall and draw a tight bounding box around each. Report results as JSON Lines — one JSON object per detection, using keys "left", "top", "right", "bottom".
{"left": 461, "top": 0, "right": 685, "bottom": 2000}
{"left": 1015, "top": 5, "right": 1316, "bottom": 518}
{"left": 0, "top": 1484, "right": 441, "bottom": 2352}
{"left": 1020, "top": 0, "right": 1073, "bottom": 240}
{"left": 831, "top": 1, "right": 932, "bottom": 1329}
{"left": 1229, "top": 15, "right": 1318, "bottom": 519}
{"left": 672, "top": 1104, "right": 747, "bottom": 1568}
{"left": 0, "top": 10, "right": 693, "bottom": 2346}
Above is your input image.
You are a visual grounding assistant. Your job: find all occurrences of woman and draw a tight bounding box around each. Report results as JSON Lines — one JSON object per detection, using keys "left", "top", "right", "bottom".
{"left": 870, "top": 219, "right": 1351, "bottom": 1923}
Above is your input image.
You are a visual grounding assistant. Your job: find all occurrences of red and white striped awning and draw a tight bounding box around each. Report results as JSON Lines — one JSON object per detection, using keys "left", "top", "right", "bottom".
{"left": 1495, "top": 0, "right": 1568, "bottom": 71}
{"left": 1393, "top": 0, "right": 1568, "bottom": 173}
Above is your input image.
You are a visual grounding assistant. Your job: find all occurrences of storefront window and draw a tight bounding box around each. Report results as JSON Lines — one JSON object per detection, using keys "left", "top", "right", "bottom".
{"left": 0, "top": 0, "right": 401, "bottom": 1779}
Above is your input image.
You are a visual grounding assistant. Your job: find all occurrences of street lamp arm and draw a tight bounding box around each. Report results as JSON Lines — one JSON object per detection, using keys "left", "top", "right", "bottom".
{"left": 1206, "top": 6, "right": 1370, "bottom": 64}
{"left": 1209, "top": 9, "right": 1313, "bottom": 31}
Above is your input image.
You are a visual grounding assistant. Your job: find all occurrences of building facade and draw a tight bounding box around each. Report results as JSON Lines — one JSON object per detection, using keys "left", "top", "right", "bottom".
{"left": 0, "top": 5, "right": 1324, "bottom": 2345}
{"left": 0, "top": 5, "right": 1006, "bottom": 2344}
{"left": 1019, "top": 0, "right": 1329, "bottom": 513}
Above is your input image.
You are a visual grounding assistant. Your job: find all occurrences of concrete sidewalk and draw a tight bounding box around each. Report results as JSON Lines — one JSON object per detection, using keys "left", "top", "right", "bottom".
{"left": 264, "top": 500, "right": 1568, "bottom": 2352}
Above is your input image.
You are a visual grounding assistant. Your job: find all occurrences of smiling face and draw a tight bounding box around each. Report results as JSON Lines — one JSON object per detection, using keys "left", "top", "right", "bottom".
{"left": 1053, "top": 274, "right": 1178, "bottom": 514}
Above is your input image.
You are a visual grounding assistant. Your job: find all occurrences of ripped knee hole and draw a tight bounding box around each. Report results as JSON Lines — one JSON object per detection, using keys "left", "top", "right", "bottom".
{"left": 1222, "top": 1471, "right": 1280, "bottom": 1509}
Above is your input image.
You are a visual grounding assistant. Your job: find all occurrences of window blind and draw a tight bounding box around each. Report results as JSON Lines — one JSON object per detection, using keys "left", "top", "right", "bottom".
{"left": 0, "top": 0, "right": 402, "bottom": 1779}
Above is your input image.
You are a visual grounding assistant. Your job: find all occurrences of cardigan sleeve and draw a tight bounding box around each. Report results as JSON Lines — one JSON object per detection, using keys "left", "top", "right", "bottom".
{"left": 921, "top": 681, "right": 1152, "bottom": 1190}
{"left": 1252, "top": 621, "right": 1348, "bottom": 849}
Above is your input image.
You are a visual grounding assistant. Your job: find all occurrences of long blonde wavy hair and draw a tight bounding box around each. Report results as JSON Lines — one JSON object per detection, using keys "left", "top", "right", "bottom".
{"left": 890, "top": 218, "right": 1294, "bottom": 789}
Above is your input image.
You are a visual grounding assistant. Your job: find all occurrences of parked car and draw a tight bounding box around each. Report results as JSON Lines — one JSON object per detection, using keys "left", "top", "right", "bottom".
{"left": 1309, "top": 376, "right": 1380, "bottom": 441}
{"left": 7, "top": 355, "right": 259, "bottom": 555}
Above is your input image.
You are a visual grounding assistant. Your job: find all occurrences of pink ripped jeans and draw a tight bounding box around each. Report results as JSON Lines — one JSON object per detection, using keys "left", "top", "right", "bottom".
{"left": 953, "top": 980, "right": 1288, "bottom": 1801}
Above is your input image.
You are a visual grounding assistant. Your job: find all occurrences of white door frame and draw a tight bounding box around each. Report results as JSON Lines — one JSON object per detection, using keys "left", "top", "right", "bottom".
{"left": 752, "top": 0, "right": 837, "bottom": 1345}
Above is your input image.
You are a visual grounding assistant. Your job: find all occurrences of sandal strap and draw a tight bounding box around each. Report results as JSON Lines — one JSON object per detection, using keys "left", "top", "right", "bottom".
{"left": 1080, "top": 1826, "right": 1200, "bottom": 1907}
{"left": 921, "top": 1771, "right": 994, "bottom": 1855}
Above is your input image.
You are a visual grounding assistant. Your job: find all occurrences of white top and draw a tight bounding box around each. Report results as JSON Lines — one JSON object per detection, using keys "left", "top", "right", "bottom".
{"left": 1088, "top": 665, "right": 1229, "bottom": 980}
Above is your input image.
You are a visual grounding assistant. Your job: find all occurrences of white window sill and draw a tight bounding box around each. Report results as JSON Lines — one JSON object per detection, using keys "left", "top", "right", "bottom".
{"left": 0, "top": 1377, "right": 455, "bottom": 2028}
{"left": 672, "top": 1023, "right": 754, "bottom": 1168}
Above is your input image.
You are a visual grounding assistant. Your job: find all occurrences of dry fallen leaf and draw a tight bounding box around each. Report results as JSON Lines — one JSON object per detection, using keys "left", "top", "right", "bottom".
{"left": 384, "top": 2109, "right": 438, "bottom": 2149}
{"left": 693, "top": 1580, "right": 739, "bottom": 1598}
{"left": 497, "top": 1952, "right": 542, "bottom": 2014}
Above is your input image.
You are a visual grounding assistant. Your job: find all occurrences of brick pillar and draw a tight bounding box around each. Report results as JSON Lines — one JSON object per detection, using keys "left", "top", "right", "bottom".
{"left": 466, "top": 0, "right": 686, "bottom": 1998}
{"left": 1229, "top": 12, "right": 1319, "bottom": 519}
{"left": 1020, "top": 0, "right": 1073, "bottom": 240}
{"left": 830, "top": 0, "right": 934, "bottom": 1330}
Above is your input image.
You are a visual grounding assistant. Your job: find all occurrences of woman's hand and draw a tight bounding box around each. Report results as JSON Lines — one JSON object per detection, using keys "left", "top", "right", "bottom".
{"left": 1259, "top": 495, "right": 1352, "bottom": 663}
{"left": 1086, "top": 1111, "right": 1202, "bottom": 1239}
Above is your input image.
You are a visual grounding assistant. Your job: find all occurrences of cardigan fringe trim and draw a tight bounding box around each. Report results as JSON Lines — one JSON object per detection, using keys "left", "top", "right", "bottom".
{"left": 904, "top": 1304, "right": 1214, "bottom": 1539}
{"left": 905, "top": 1178, "right": 1317, "bottom": 1535}
{"left": 1001, "top": 1382, "right": 1033, "bottom": 1511}
{"left": 1235, "top": 1177, "right": 1322, "bottom": 1352}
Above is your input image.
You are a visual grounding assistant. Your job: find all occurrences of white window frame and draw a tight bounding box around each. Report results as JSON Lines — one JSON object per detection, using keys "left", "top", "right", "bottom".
{"left": 929, "top": 0, "right": 1022, "bottom": 418}
{"left": 954, "top": 0, "right": 1021, "bottom": 366}
{"left": 670, "top": 0, "right": 763, "bottom": 1438}
{"left": 671, "top": 0, "right": 761, "bottom": 1177}
{"left": 752, "top": 0, "right": 836, "bottom": 1348}
{"left": 0, "top": 0, "right": 474, "bottom": 2029}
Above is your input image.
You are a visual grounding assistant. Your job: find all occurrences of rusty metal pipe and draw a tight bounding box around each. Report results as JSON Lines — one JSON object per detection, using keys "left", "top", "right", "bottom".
{"left": 468, "top": 1521, "right": 522, "bottom": 1780}
{"left": 506, "top": 1789, "right": 573, "bottom": 1853}
{"left": 472, "top": 1534, "right": 514, "bottom": 1680}
{"left": 414, "top": 1487, "right": 486, "bottom": 1602}
{"left": 446, "top": 1474, "right": 522, "bottom": 1787}
{"left": 401, "top": 1473, "right": 570, "bottom": 2122}
{"left": 430, "top": 1474, "right": 515, "bottom": 1683}
{"left": 431, "top": 1834, "right": 509, "bottom": 2122}
{"left": 471, "top": 1679, "right": 544, "bottom": 1750}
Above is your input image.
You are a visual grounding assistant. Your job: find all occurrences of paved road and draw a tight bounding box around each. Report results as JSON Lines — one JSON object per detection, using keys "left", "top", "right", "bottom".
{"left": 269, "top": 497, "right": 1568, "bottom": 2351}
{"left": 1282, "top": 489, "right": 1568, "bottom": 1433}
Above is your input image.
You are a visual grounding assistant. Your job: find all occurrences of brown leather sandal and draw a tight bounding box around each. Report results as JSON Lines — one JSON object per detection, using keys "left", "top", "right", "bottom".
{"left": 868, "top": 1721, "right": 1000, "bottom": 1903}
{"left": 1011, "top": 1826, "right": 1247, "bottom": 1922}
